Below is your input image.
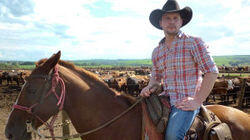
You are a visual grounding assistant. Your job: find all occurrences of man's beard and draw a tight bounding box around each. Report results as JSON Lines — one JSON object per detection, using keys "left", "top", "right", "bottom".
{"left": 165, "top": 30, "right": 179, "bottom": 36}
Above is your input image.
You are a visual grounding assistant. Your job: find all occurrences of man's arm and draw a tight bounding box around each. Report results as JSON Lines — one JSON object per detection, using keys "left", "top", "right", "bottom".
{"left": 175, "top": 72, "right": 218, "bottom": 110}
{"left": 141, "top": 46, "right": 163, "bottom": 97}
{"left": 175, "top": 37, "right": 219, "bottom": 111}
{"left": 195, "top": 72, "right": 218, "bottom": 103}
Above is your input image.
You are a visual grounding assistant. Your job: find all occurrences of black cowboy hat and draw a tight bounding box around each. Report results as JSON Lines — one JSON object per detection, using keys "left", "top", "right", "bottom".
{"left": 149, "top": 0, "right": 192, "bottom": 30}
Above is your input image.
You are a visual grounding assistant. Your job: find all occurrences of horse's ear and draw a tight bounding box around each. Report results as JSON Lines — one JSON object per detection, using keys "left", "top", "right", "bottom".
{"left": 41, "top": 51, "right": 61, "bottom": 74}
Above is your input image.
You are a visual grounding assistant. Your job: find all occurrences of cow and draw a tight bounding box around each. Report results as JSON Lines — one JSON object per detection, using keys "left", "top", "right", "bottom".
{"left": 126, "top": 75, "right": 149, "bottom": 96}
{"left": 210, "top": 79, "right": 234, "bottom": 104}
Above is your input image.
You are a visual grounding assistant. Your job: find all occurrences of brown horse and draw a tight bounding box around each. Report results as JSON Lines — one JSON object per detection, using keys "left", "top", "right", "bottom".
{"left": 5, "top": 51, "right": 250, "bottom": 140}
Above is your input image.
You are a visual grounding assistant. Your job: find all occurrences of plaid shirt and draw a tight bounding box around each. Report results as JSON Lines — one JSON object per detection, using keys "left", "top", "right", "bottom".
{"left": 151, "top": 31, "right": 218, "bottom": 105}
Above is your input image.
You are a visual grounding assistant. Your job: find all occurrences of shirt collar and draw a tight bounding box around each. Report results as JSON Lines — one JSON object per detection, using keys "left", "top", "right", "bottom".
{"left": 159, "top": 30, "right": 184, "bottom": 45}
{"left": 176, "top": 30, "right": 183, "bottom": 38}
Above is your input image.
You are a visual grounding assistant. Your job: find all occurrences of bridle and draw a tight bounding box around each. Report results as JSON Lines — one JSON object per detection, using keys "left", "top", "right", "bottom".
{"left": 13, "top": 64, "right": 66, "bottom": 140}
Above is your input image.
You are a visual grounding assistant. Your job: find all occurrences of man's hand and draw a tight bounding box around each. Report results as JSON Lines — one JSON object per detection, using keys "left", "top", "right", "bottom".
{"left": 140, "top": 84, "right": 159, "bottom": 97}
{"left": 175, "top": 72, "right": 218, "bottom": 111}
{"left": 175, "top": 97, "right": 203, "bottom": 111}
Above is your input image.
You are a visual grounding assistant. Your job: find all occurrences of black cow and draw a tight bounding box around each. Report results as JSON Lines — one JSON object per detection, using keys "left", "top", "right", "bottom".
{"left": 126, "top": 77, "right": 140, "bottom": 96}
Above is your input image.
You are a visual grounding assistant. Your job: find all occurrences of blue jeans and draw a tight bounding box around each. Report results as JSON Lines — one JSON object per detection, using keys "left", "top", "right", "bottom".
{"left": 165, "top": 106, "right": 200, "bottom": 140}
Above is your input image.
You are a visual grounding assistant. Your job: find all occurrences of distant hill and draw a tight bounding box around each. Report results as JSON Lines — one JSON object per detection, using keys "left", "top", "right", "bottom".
{"left": 213, "top": 55, "right": 250, "bottom": 66}
{"left": 71, "top": 55, "right": 250, "bottom": 67}
{"left": 0, "top": 55, "right": 249, "bottom": 69}
{"left": 71, "top": 59, "right": 152, "bottom": 67}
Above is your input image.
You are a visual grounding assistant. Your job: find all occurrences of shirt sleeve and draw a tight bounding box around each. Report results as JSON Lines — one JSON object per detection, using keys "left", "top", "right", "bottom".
{"left": 191, "top": 37, "right": 219, "bottom": 74}
{"left": 151, "top": 47, "right": 163, "bottom": 82}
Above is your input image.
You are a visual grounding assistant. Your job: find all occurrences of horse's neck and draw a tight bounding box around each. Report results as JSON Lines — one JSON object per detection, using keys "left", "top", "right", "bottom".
{"left": 61, "top": 69, "right": 134, "bottom": 132}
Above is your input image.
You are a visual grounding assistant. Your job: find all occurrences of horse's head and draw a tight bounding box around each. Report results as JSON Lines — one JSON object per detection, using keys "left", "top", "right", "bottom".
{"left": 5, "top": 51, "right": 63, "bottom": 140}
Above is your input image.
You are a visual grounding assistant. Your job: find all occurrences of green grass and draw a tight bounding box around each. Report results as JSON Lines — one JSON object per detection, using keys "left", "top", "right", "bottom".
{"left": 17, "top": 65, "right": 35, "bottom": 69}
{"left": 0, "top": 55, "right": 249, "bottom": 70}
{"left": 72, "top": 59, "right": 152, "bottom": 67}
{"left": 213, "top": 55, "right": 250, "bottom": 66}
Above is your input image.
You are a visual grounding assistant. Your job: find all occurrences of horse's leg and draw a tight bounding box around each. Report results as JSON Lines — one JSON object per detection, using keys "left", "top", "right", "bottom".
{"left": 15, "top": 78, "right": 20, "bottom": 86}
{"left": 7, "top": 78, "right": 9, "bottom": 85}
{"left": 233, "top": 94, "right": 237, "bottom": 103}
{"left": 220, "top": 95, "right": 225, "bottom": 104}
{"left": 225, "top": 94, "right": 229, "bottom": 104}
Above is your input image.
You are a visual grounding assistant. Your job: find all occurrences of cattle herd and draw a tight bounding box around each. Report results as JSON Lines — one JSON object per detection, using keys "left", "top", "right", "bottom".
{"left": 88, "top": 67, "right": 151, "bottom": 96}
{"left": 0, "top": 66, "right": 250, "bottom": 107}
{"left": 0, "top": 70, "right": 31, "bottom": 93}
{"left": 218, "top": 66, "right": 250, "bottom": 73}
{"left": 0, "top": 70, "right": 27, "bottom": 86}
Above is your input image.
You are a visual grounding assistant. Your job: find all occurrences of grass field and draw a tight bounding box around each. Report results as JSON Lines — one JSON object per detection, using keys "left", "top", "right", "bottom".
{"left": 213, "top": 55, "right": 250, "bottom": 66}
{"left": 0, "top": 55, "right": 249, "bottom": 69}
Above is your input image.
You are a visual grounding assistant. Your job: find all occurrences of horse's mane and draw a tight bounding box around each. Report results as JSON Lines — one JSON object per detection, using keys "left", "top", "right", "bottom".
{"left": 36, "top": 59, "right": 136, "bottom": 104}
{"left": 36, "top": 58, "right": 106, "bottom": 83}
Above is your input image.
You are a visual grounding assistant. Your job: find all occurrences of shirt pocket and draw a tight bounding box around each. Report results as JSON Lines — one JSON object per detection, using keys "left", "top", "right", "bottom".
{"left": 171, "top": 47, "right": 192, "bottom": 71}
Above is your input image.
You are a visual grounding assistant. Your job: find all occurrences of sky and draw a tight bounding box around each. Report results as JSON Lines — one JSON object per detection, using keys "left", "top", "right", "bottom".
{"left": 0, "top": 0, "right": 250, "bottom": 61}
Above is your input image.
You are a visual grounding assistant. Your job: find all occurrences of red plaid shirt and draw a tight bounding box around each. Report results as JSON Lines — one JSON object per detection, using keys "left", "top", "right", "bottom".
{"left": 151, "top": 31, "right": 218, "bottom": 105}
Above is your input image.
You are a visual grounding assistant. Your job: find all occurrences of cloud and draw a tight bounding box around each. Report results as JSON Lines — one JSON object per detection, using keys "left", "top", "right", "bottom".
{"left": 0, "top": 0, "right": 76, "bottom": 51}
{"left": 178, "top": 0, "right": 250, "bottom": 56}
{"left": 0, "top": 0, "right": 34, "bottom": 17}
{"left": 83, "top": 0, "right": 133, "bottom": 18}
{"left": 0, "top": 23, "right": 67, "bottom": 47}
{"left": 0, "top": 0, "right": 249, "bottom": 61}
{"left": 33, "top": 22, "right": 73, "bottom": 39}
{"left": 210, "top": 36, "right": 250, "bottom": 56}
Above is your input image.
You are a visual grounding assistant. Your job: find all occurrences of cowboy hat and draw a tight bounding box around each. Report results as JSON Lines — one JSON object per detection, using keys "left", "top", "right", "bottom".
{"left": 149, "top": 0, "right": 192, "bottom": 30}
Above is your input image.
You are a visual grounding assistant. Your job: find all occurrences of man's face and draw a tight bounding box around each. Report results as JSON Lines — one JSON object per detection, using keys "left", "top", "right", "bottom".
{"left": 160, "top": 13, "right": 183, "bottom": 35}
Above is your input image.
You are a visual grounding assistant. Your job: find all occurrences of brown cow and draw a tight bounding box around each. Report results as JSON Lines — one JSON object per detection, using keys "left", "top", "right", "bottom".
{"left": 210, "top": 79, "right": 234, "bottom": 103}
{"left": 116, "top": 77, "right": 127, "bottom": 92}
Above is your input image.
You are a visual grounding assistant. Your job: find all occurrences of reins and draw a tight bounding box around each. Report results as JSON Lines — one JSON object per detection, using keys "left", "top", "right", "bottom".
{"left": 27, "top": 97, "right": 143, "bottom": 139}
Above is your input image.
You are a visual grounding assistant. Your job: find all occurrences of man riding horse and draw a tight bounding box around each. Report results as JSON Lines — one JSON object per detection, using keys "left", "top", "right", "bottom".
{"left": 140, "top": 0, "right": 219, "bottom": 139}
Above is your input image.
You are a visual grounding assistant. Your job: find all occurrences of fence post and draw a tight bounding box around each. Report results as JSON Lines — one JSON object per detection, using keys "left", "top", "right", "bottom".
{"left": 238, "top": 79, "right": 246, "bottom": 109}
{"left": 62, "top": 110, "right": 70, "bottom": 140}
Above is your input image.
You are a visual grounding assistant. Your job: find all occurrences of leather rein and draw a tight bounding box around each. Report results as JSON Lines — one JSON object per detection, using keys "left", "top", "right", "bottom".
{"left": 13, "top": 65, "right": 66, "bottom": 140}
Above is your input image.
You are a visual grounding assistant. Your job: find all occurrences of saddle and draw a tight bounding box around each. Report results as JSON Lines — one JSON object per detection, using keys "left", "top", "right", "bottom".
{"left": 144, "top": 94, "right": 233, "bottom": 140}
{"left": 144, "top": 93, "right": 171, "bottom": 133}
{"left": 193, "top": 105, "right": 233, "bottom": 140}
